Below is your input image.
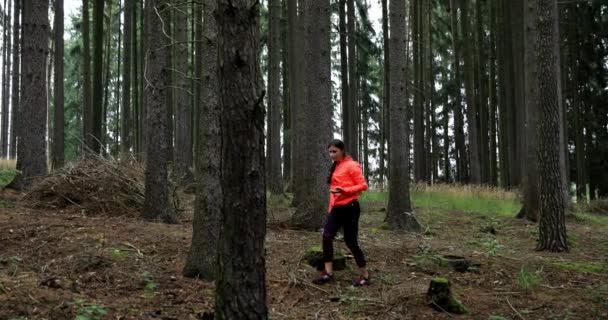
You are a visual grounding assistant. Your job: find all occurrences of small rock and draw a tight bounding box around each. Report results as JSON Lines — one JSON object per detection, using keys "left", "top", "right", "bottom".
{"left": 40, "top": 277, "right": 63, "bottom": 289}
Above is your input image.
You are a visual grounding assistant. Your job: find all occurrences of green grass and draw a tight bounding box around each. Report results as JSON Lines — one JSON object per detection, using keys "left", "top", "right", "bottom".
{"left": 360, "top": 184, "right": 521, "bottom": 217}
{"left": 0, "top": 165, "right": 16, "bottom": 188}
{"left": 516, "top": 267, "right": 544, "bottom": 291}
{"left": 553, "top": 261, "right": 608, "bottom": 274}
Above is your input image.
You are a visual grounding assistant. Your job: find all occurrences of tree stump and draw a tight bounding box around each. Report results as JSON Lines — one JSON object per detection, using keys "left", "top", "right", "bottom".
{"left": 302, "top": 246, "right": 347, "bottom": 271}
{"left": 427, "top": 278, "right": 469, "bottom": 314}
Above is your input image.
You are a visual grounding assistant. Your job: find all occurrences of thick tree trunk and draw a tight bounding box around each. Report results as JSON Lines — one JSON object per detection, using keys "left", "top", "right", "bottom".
{"left": 9, "top": 0, "right": 49, "bottom": 190}
{"left": 174, "top": 0, "right": 193, "bottom": 184}
{"left": 101, "top": 0, "right": 113, "bottom": 150}
{"left": 267, "top": 0, "right": 284, "bottom": 196}
{"left": 497, "top": 0, "right": 511, "bottom": 187}
{"left": 214, "top": 0, "right": 267, "bottom": 318}
{"left": 536, "top": 0, "right": 568, "bottom": 252}
{"left": 290, "top": 0, "right": 306, "bottom": 207}
{"left": 143, "top": 0, "right": 175, "bottom": 223}
{"left": 52, "top": 0, "right": 64, "bottom": 170}
{"left": 290, "top": 0, "right": 332, "bottom": 230}
{"left": 183, "top": 0, "right": 220, "bottom": 281}
{"left": 518, "top": 0, "right": 540, "bottom": 222}
{"left": 386, "top": 0, "right": 421, "bottom": 232}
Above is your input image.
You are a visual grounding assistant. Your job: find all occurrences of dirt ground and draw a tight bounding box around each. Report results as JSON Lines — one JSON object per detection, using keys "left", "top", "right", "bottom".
{"left": 1, "top": 193, "right": 607, "bottom": 320}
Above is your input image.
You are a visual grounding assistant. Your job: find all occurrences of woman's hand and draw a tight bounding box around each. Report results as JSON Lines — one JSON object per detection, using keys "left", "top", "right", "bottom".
{"left": 330, "top": 187, "right": 345, "bottom": 194}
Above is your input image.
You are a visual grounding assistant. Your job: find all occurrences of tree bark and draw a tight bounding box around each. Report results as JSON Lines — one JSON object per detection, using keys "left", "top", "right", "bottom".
{"left": 91, "top": 0, "right": 104, "bottom": 153}
{"left": 174, "top": 0, "right": 193, "bottom": 184}
{"left": 339, "top": 0, "right": 349, "bottom": 148}
{"left": 9, "top": 0, "right": 19, "bottom": 159}
{"left": 183, "top": 0, "right": 220, "bottom": 281}
{"left": 386, "top": 0, "right": 421, "bottom": 232}
{"left": 214, "top": 0, "right": 267, "bottom": 318}
{"left": 346, "top": 0, "right": 358, "bottom": 160}
{"left": 281, "top": 0, "right": 290, "bottom": 186}
{"left": 536, "top": 0, "right": 568, "bottom": 252}
{"left": 82, "top": 0, "right": 93, "bottom": 150}
{"left": 121, "top": 0, "right": 133, "bottom": 155}
{"left": 476, "top": 0, "right": 489, "bottom": 184}
{"left": 290, "top": 0, "right": 332, "bottom": 230}
{"left": 413, "top": 0, "right": 426, "bottom": 183}
{"left": 143, "top": 0, "right": 175, "bottom": 223}
{"left": 449, "top": 0, "right": 467, "bottom": 183}
{"left": 459, "top": 0, "right": 480, "bottom": 184}
{"left": 380, "top": 0, "right": 389, "bottom": 189}
{"left": 267, "top": 0, "right": 284, "bottom": 196}
{"left": 1, "top": 0, "right": 12, "bottom": 158}
{"left": 51, "top": 0, "right": 64, "bottom": 170}
{"left": 9, "top": 0, "right": 49, "bottom": 190}
{"left": 518, "top": 0, "right": 540, "bottom": 222}
{"left": 488, "top": 0, "right": 498, "bottom": 186}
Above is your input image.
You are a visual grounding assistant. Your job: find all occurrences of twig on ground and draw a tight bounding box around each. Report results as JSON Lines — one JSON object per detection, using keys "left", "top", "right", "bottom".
{"left": 507, "top": 297, "right": 527, "bottom": 320}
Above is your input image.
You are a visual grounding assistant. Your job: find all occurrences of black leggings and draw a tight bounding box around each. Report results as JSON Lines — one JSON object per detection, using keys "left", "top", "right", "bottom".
{"left": 322, "top": 201, "right": 366, "bottom": 268}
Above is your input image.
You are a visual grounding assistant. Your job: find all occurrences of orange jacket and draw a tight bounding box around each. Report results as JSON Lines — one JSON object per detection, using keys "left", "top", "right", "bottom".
{"left": 328, "top": 156, "right": 368, "bottom": 212}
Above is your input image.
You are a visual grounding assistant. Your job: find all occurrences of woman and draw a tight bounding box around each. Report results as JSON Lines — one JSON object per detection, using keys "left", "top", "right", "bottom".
{"left": 313, "top": 139, "right": 370, "bottom": 286}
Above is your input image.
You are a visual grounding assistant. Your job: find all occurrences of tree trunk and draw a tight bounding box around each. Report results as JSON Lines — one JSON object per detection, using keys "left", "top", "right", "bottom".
{"left": 510, "top": 0, "right": 525, "bottom": 188}
{"left": 339, "top": 0, "right": 349, "bottom": 148}
{"left": 9, "top": 0, "right": 19, "bottom": 159}
{"left": 192, "top": 0, "right": 202, "bottom": 167}
{"left": 536, "top": 0, "right": 568, "bottom": 252}
{"left": 51, "top": 0, "right": 64, "bottom": 170}
{"left": 281, "top": 0, "right": 290, "bottom": 186}
{"left": 267, "top": 0, "right": 284, "bottom": 196}
{"left": 90, "top": 0, "right": 104, "bottom": 153}
{"left": 380, "top": 0, "right": 389, "bottom": 189}
{"left": 132, "top": 1, "right": 140, "bottom": 155}
{"left": 143, "top": 0, "right": 175, "bottom": 223}
{"left": 449, "top": 0, "right": 467, "bottom": 183}
{"left": 413, "top": 0, "right": 426, "bottom": 183}
{"left": 1, "top": 0, "right": 12, "bottom": 158}
{"left": 290, "top": 0, "right": 332, "bottom": 230}
{"left": 214, "top": 0, "right": 268, "bottom": 318}
{"left": 290, "top": 0, "right": 306, "bottom": 207}
{"left": 9, "top": 0, "right": 49, "bottom": 190}
{"left": 459, "top": 0, "right": 480, "bottom": 184}
{"left": 165, "top": 0, "right": 174, "bottom": 163}
{"left": 174, "top": 0, "right": 193, "bottom": 184}
{"left": 101, "top": 0, "right": 114, "bottom": 151}
{"left": 518, "top": 0, "right": 540, "bottom": 222}
{"left": 183, "top": 0, "right": 220, "bottom": 281}
{"left": 476, "top": 0, "right": 489, "bottom": 184}
{"left": 497, "top": 0, "right": 511, "bottom": 187}
{"left": 386, "top": 0, "right": 421, "bottom": 232}
{"left": 488, "top": 0, "right": 498, "bottom": 186}
{"left": 82, "top": 0, "right": 93, "bottom": 150}
{"left": 346, "top": 0, "right": 358, "bottom": 160}
{"left": 121, "top": 0, "right": 133, "bottom": 155}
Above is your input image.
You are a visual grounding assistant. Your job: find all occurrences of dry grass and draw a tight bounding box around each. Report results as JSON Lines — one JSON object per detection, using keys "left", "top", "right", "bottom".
{"left": 22, "top": 154, "right": 145, "bottom": 216}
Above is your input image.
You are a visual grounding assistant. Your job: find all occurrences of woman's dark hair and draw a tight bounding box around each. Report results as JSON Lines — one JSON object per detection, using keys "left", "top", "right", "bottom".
{"left": 327, "top": 139, "right": 345, "bottom": 184}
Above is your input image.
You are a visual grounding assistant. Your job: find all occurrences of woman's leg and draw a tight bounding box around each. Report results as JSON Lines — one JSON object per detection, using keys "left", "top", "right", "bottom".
{"left": 322, "top": 209, "right": 341, "bottom": 274}
{"left": 343, "top": 202, "right": 368, "bottom": 278}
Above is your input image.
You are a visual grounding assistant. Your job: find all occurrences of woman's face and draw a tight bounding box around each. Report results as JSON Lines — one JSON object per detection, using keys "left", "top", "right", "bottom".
{"left": 328, "top": 145, "right": 344, "bottom": 161}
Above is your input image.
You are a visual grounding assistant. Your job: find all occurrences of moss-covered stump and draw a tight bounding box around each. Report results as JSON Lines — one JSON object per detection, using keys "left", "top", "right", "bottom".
{"left": 302, "top": 246, "right": 347, "bottom": 271}
{"left": 427, "top": 277, "right": 469, "bottom": 314}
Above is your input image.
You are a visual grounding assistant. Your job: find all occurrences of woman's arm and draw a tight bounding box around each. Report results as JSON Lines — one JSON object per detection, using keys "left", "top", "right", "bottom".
{"left": 343, "top": 162, "right": 368, "bottom": 194}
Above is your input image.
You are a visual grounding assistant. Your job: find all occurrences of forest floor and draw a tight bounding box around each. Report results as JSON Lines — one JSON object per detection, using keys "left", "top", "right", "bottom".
{"left": 1, "top": 183, "right": 608, "bottom": 320}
